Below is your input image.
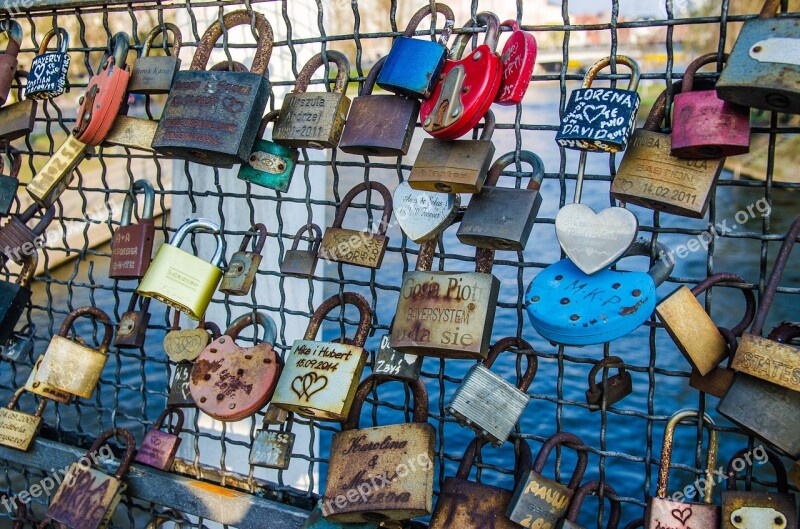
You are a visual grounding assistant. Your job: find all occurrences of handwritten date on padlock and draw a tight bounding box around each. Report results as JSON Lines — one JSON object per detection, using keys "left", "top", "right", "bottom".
{"left": 556, "top": 88, "right": 640, "bottom": 152}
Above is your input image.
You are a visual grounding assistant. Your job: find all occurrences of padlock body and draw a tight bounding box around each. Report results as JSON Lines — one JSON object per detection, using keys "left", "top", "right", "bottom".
{"left": 408, "top": 138, "right": 495, "bottom": 194}
{"left": 249, "top": 429, "right": 295, "bottom": 469}
{"left": 0, "top": 408, "right": 41, "bottom": 450}
{"left": 27, "top": 52, "right": 70, "bottom": 100}
{"left": 0, "top": 216, "right": 41, "bottom": 265}
{"left": 671, "top": 90, "right": 750, "bottom": 158}
{"left": 555, "top": 88, "right": 640, "bottom": 153}
{"left": 35, "top": 335, "right": 107, "bottom": 399}
{"left": 645, "top": 497, "right": 720, "bottom": 529}
{"left": 391, "top": 270, "right": 499, "bottom": 359}
{"left": 237, "top": 139, "right": 298, "bottom": 192}
{"left": 720, "top": 491, "right": 797, "bottom": 529}
{"left": 339, "top": 94, "right": 420, "bottom": 156}
{"left": 429, "top": 477, "right": 517, "bottom": 529}
{"left": 0, "top": 282, "right": 31, "bottom": 346}
{"left": 272, "top": 92, "right": 351, "bottom": 150}
{"left": 47, "top": 463, "right": 125, "bottom": 529}
{"left": 717, "top": 16, "right": 800, "bottom": 114}
{"left": 281, "top": 249, "right": 318, "bottom": 278}
{"left": 272, "top": 339, "right": 366, "bottom": 421}
{"left": 324, "top": 422, "right": 435, "bottom": 522}
{"left": 164, "top": 328, "right": 209, "bottom": 362}
{"left": 457, "top": 186, "right": 542, "bottom": 251}
{"left": 219, "top": 251, "right": 262, "bottom": 296}
{"left": 507, "top": 472, "right": 573, "bottom": 527}
{"left": 0, "top": 54, "right": 18, "bottom": 105}
{"left": 137, "top": 243, "right": 223, "bottom": 321}
{"left": 75, "top": 64, "right": 130, "bottom": 146}
{"left": 0, "top": 100, "right": 37, "bottom": 142}
{"left": 152, "top": 70, "right": 270, "bottom": 167}
{"left": 25, "top": 356, "right": 72, "bottom": 404}
{"left": 167, "top": 362, "right": 195, "bottom": 408}
{"left": 109, "top": 219, "right": 156, "bottom": 279}
{"left": 656, "top": 286, "right": 728, "bottom": 376}
{"left": 103, "top": 115, "right": 158, "bottom": 152}
{"left": 376, "top": 37, "right": 447, "bottom": 99}
{"left": 0, "top": 174, "right": 18, "bottom": 217}
{"left": 26, "top": 135, "right": 89, "bottom": 208}
{"left": 113, "top": 310, "right": 150, "bottom": 349}
{"left": 731, "top": 333, "right": 800, "bottom": 392}
{"left": 128, "top": 56, "right": 181, "bottom": 94}
{"left": 1, "top": 334, "right": 33, "bottom": 362}
{"left": 134, "top": 428, "right": 181, "bottom": 470}
{"left": 689, "top": 365, "right": 734, "bottom": 398}
{"left": 585, "top": 372, "right": 633, "bottom": 408}
{"left": 302, "top": 504, "right": 380, "bottom": 529}
{"left": 374, "top": 334, "right": 422, "bottom": 381}
{"left": 447, "top": 363, "right": 529, "bottom": 446}
{"left": 319, "top": 228, "right": 388, "bottom": 269}
{"left": 495, "top": 27, "right": 537, "bottom": 106}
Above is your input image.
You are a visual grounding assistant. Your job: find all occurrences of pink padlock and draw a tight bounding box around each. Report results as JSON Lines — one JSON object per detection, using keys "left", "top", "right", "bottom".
{"left": 494, "top": 20, "right": 537, "bottom": 106}
{"left": 671, "top": 53, "right": 750, "bottom": 159}
{"left": 135, "top": 407, "right": 184, "bottom": 471}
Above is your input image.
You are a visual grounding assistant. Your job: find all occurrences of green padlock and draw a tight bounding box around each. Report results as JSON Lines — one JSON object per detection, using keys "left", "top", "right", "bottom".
{"left": 238, "top": 110, "right": 299, "bottom": 192}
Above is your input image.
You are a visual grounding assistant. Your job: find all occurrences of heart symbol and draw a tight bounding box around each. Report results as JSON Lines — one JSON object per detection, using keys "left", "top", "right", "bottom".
{"left": 291, "top": 372, "right": 328, "bottom": 401}
{"left": 164, "top": 330, "right": 209, "bottom": 362}
{"left": 394, "top": 182, "right": 460, "bottom": 243}
{"left": 619, "top": 178, "right": 634, "bottom": 192}
{"left": 582, "top": 104, "right": 608, "bottom": 124}
{"left": 671, "top": 506, "right": 692, "bottom": 525}
{"left": 555, "top": 203, "right": 638, "bottom": 274}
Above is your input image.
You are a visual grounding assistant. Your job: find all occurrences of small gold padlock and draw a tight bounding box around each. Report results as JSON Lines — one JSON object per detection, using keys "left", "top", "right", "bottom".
{"left": 26, "top": 135, "right": 90, "bottom": 208}
{"left": 0, "top": 388, "right": 48, "bottom": 451}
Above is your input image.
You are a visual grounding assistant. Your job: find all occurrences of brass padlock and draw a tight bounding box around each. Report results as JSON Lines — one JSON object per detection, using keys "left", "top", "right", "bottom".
{"left": 689, "top": 326, "right": 738, "bottom": 397}
{"left": 447, "top": 336, "right": 537, "bottom": 446}
{"left": 271, "top": 292, "right": 371, "bottom": 421}
{"left": 507, "top": 432, "right": 589, "bottom": 527}
{"left": 26, "top": 134, "right": 90, "bottom": 209}
{"left": 128, "top": 23, "right": 182, "bottom": 94}
{"left": 250, "top": 412, "right": 295, "bottom": 470}
{"left": 0, "top": 388, "right": 48, "bottom": 451}
{"left": 273, "top": 51, "right": 351, "bottom": 149}
{"left": 135, "top": 407, "right": 184, "bottom": 471}
{"left": 585, "top": 356, "right": 633, "bottom": 410}
{"left": 324, "top": 375, "right": 436, "bottom": 522}
{"left": 408, "top": 110, "right": 496, "bottom": 194}
{"left": 34, "top": 306, "right": 113, "bottom": 399}
{"left": 219, "top": 223, "right": 267, "bottom": 296}
{"left": 561, "top": 480, "right": 623, "bottom": 529}
{"left": 102, "top": 114, "right": 159, "bottom": 152}
{"left": 25, "top": 355, "right": 72, "bottom": 404}
{"left": 163, "top": 311, "right": 221, "bottom": 363}
{"left": 281, "top": 223, "right": 321, "bottom": 278}
{"left": 645, "top": 410, "right": 720, "bottom": 528}
{"left": 429, "top": 437, "right": 532, "bottom": 529}
{"left": 47, "top": 428, "right": 136, "bottom": 529}
{"left": 318, "top": 182, "right": 392, "bottom": 269}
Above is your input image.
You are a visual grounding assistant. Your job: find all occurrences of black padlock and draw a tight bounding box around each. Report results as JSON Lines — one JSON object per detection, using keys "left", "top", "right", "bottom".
{"left": 1, "top": 324, "right": 34, "bottom": 362}
{"left": 114, "top": 292, "right": 151, "bottom": 349}
{"left": 585, "top": 356, "right": 633, "bottom": 409}
{"left": 0, "top": 252, "right": 36, "bottom": 346}
{"left": 0, "top": 146, "right": 22, "bottom": 218}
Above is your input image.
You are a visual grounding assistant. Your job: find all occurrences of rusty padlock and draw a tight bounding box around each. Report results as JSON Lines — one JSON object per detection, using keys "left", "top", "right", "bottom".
{"left": 0, "top": 20, "right": 22, "bottom": 106}
{"left": 0, "top": 146, "right": 22, "bottom": 217}
{"left": 645, "top": 410, "right": 720, "bottom": 529}
{"left": 0, "top": 388, "right": 48, "bottom": 451}
{"left": 271, "top": 292, "right": 371, "bottom": 421}
{"left": 219, "top": 223, "right": 267, "bottom": 296}
{"left": 250, "top": 412, "right": 295, "bottom": 470}
{"left": 324, "top": 375, "right": 435, "bottom": 522}
{"left": 190, "top": 312, "right": 282, "bottom": 422}
{"left": 0, "top": 204, "right": 54, "bottom": 264}
{"left": 319, "top": 182, "right": 392, "bottom": 269}
{"left": 134, "top": 408, "right": 184, "bottom": 471}
{"left": 281, "top": 223, "right": 322, "bottom": 278}
{"left": 507, "top": 432, "right": 589, "bottom": 527}
{"left": 109, "top": 179, "right": 156, "bottom": 279}
{"left": 585, "top": 356, "right": 633, "bottom": 410}
{"left": 237, "top": 110, "right": 299, "bottom": 192}
{"left": 560, "top": 480, "right": 622, "bottom": 529}
{"left": 164, "top": 311, "right": 221, "bottom": 363}
{"left": 25, "top": 354, "right": 73, "bottom": 404}
{"left": 114, "top": 292, "right": 151, "bottom": 349}
{"left": 25, "top": 134, "right": 90, "bottom": 209}
{"left": 671, "top": 53, "right": 751, "bottom": 159}
{"left": 447, "top": 336, "right": 537, "bottom": 446}
{"left": 429, "top": 437, "right": 533, "bottom": 529}
{"left": 0, "top": 71, "right": 38, "bottom": 142}
{"left": 128, "top": 23, "right": 182, "bottom": 94}
{"left": 689, "top": 326, "right": 739, "bottom": 397}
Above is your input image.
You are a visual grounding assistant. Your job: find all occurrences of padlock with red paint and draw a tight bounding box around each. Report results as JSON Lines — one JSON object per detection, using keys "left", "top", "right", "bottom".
{"left": 495, "top": 20, "right": 536, "bottom": 105}
{"left": 135, "top": 408, "right": 184, "bottom": 471}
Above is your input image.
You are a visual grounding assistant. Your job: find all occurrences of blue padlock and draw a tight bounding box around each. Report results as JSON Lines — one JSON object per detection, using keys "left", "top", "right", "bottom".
{"left": 525, "top": 240, "right": 673, "bottom": 346}
{"left": 376, "top": 3, "right": 455, "bottom": 99}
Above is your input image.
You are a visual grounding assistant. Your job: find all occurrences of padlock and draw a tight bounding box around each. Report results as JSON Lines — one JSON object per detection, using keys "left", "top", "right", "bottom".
{"left": 671, "top": 53, "right": 751, "bottom": 158}
{"left": 324, "top": 375, "right": 436, "bottom": 522}
{"left": 263, "top": 403, "right": 289, "bottom": 425}
{"left": 420, "top": 12, "right": 503, "bottom": 140}
{"left": 645, "top": 409, "right": 720, "bottom": 528}
{"left": 281, "top": 223, "right": 321, "bottom": 278}
{"left": 393, "top": 181, "right": 460, "bottom": 243}
{"left": 250, "top": 412, "right": 295, "bottom": 470}
{"left": 376, "top": 3, "right": 455, "bottom": 100}
{"left": 271, "top": 292, "right": 371, "bottom": 421}
{"left": 560, "top": 480, "right": 622, "bottom": 529}
{"left": 430, "top": 436, "right": 533, "bottom": 529}
{"left": 457, "top": 150, "right": 545, "bottom": 251}
{"left": 374, "top": 331, "right": 423, "bottom": 382}
{"left": 34, "top": 307, "right": 113, "bottom": 399}
{"left": 164, "top": 311, "right": 221, "bottom": 363}
{"left": 657, "top": 272, "right": 755, "bottom": 376}
{"left": 556, "top": 56, "right": 641, "bottom": 153}
{"left": 507, "top": 432, "right": 589, "bottom": 527}
{"left": 237, "top": 110, "right": 299, "bottom": 192}
{"left": 585, "top": 356, "right": 632, "bottom": 409}
{"left": 272, "top": 51, "right": 351, "bottom": 150}
{"left": 135, "top": 407, "right": 184, "bottom": 470}
{"left": 302, "top": 500, "right": 381, "bottom": 529}
{"left": 26, "top": 135, "right": 90, "bottom": 209}
{"left": 137, "top": 218, "right": 224, "bottom": 320}
{"left": 109, "top": 179, "right": 156, "bottom": 279}
{"left": 526, "top": 240, "right": 674, "bottom": 346}
{"left": 689, "top": 327, "right": 739, "bottom": 397}
{"left": 721, "top": 446, "right": 797, "bottom": 529}
{"left": 495, "top": 20, "right": 537, "bottom": 106}
{"left": 0, "top": 20, "right": 22, "bottom": 106}
{"left": 73, "top": 32, "right": 131, "bottom": 146}
{"left": 128, "top": 23, "right": 182, "bottom": 94}
{"left": 611, "top": 81, "right": 726, "bottom": 219}
{"left": 717, "top": 0, "right": 800, "bottom": 114}
{"left": 319, "top": 182, "right": 392, "bottom": 269}
{"left": 27, "top": 27, "right": 71, "bottom": 100}
{"left": 113, "top": 292, "right": 151, "bottom": 349}
{"left": 409, "top": 110, "right": 496, "bottom": 194}
{"left": 152, "top": 10, "right": 273, "bottom": 167}
{"left": 168, "top": 362, "right": 195, "bottom": 408}
{"left": 190, "top": 312, "right": 282, "bottom": 421}
{"left": 2, "top": 324, "right": 34, "bottom": 362}
{"left": 0, "top": 204, "right": 55, "bottom": 265}
{"left": 447, "top": 336, "right": 537, "bottom": 446}
{"left": 339, "top": 55, "right": 420, "bottom": 156}
{"left": 219, "top": 223, "right": 267, "bottom": 296}
{"left": 47, "top": 427, "right": 136, "bottom": 529}
{"left": 26, "top": 355, "right": 73, "bottom": 404}
{"left": 0, "top": 70, "right": 38, "bottom": 142}
{"left": 102, "top": 114, "right": 159, "bottom": 152}
{"left": 0, "top": 252, "right": 36, "bottom": 346}
{"left": 0, "top": 388, "right": 48, "bottom": 451}
{"left": 0, "top": 146, "right": 22, "bottom": 217}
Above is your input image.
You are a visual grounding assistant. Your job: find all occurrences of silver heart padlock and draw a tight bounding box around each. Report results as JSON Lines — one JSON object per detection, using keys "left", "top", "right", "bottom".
{"left": 394, "top": 181, "right": 460, "bottom": 243}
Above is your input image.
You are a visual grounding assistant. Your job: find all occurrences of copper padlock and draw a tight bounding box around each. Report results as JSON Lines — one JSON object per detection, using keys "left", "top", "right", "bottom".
{"left": 219, "top": 223, "right": 267, "bottom": 296}
{"left": 164, "top": 311, "right": 221, "bottom": 363}
{"left": 281, "top": 223, "right": 322, "bottom": 278}
{"left": 135, "top": 407, "right": 184, "bottom": 471}
{"left": 585, "top": 356, "right": 632, "bottom": 410}
{"left": 114, "top": 292, "right": 151, "bottom": 349}
{"left": 109, "top": 179, "right": 156, "bottom": 280}
{"left": 0, "top": 388, "right": 48, "bottom": 451}
{"left": 561, "top": 480, "right": 623, "bottom": 529}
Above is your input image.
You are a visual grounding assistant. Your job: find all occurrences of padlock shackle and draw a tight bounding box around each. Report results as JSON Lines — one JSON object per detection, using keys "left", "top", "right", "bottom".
{"left": 124, "top": 290, "right": 151, "bottom": 314}
{"left": 304, "top": 292, "right": 372, "bottom": 347}
{"left": 587, "top": 356, "right": 627, "bottom": 395}
{"left": 120, "top": 179, "right": 156, "bottom": 227}
{"left": 415, "top": 237, "right": 437, "bottom": 272}
{"left": 689, "top": 273, "right": 756, "bottom": 337}
{"left": 566, "top": 480, "right": 622, "bottom": 528}
{"left": 225, "top": 311, "right": 277, "bottom": 346}
{"left": 476, "top": 109, "right": 496, "bottom": 141}
{"left": 257, "top": 110, "right": 282, "bottom": 138}
{"left": 13, "top": 69, "right": 29, "bottom": 102}
{"left": 726, "top": 446, "right": 789, "bottom": 492}
{"left": 0, "top": 145, "right": 22, "bottom": 179}
{"left": 209, "top": 60, "right": 249, "bottom": 72}
{"left": 456, "top": 436, "right": 533, "bottom": 486}
{"left": 238, "top": 222, "right": 268, "bottom": 254}
{"left": 359, "top": 55, "right": 386, "bottom": 97}
{"left": 343, "top": 375, "right": 429, "bottom": 430}
{"left": 623, "top": 239, "right": 674, "bottom": 287}
{"left": 682, "top": 52, "right": 728, "bottom": 93}
{"left": 7, "top": 387, "right": 47, "bottom": 418}
{"left": 142, "top": 23, "right": 182, "bottom": 57}
{"left": 190, "top": 10, "right": 273, "bottom": 76}
{"left": 718, "top": 326, "right": 738, "bottom": 369}
{"left": 532, "top": 432, "right": 588, "bottom": 491}
{"left": 760, "top": 0, "right": 783, "bottom": 18}
{"left": 656, "top": 409, "right": 718, "bottom": 503}
{"left": 109, "top": 32, "right": 131, "bottom": 70}
{"left": 484, "top": 337, "right": 538, "bottom": 392}
{"left": 2, "top": 20, "right": 22, "bottom": 56}
{"left": 38, "top": 27, "right": 69, "bottom": 55}
{"left": 202, "top": 319, "right": 222, "bottom": 340}
{"left": 582, "top": 55, "right": 640, "bottom": 91}
{"left": 88, "top": 427, "right": 136, "bottom": 480}
{"left": 767, "top": 321, "right": 800, "bottom": 343}
{"left": 153, "top": 407, "right": 185, "bottom": 435}
{"left": 289, "top": 223, "right": 322, "bottom": 252}
{"left": 331, "top": 181, "right": 393, "bottom": 237}
{"left": 402, "top": 2, "right": 455, "bottom": 45}
{"left": 484, "top": 150, "right": 546, "bottom": 190}
{"left": 17, "top": 251, "right": 37, "bottom": 287}
{"left": 58, "top": 306, "right": 114, "bottom": 354}
{"left": 293, "top": 51, "right": 350, "bottom": 95}
{"left": 449, "top": 11, "right": 501, "bottom": 60}
{"left": 169, "top": 218, "right": 224, "bottom": 267}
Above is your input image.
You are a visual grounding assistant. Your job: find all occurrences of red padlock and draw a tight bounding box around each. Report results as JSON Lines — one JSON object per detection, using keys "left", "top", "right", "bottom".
{"left": 109, "top": 179, "right": 156, "bottom": 279}
{"left": 73, "top": 32, "right": 131, "bottom": 146}
{"left": 495, "top": 20, "right": 536, "bottom": 106}
{"left": 420, "top": 12, "right": 503, "bottom": 140}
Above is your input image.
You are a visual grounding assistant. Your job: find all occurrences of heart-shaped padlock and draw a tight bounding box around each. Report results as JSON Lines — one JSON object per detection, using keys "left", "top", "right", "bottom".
{"left": 163, "top": 311, "right": 221, "bottom": 363}
{"left": 525, "top": 240, "right": 673, "bottom": 346}
{"left": 394, "top": 181, "right": 460, "bottom": 243}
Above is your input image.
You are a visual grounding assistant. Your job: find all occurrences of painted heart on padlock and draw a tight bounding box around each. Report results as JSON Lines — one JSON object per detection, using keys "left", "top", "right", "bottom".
{"left": 394, "top": 182, "right": 460, "bottom": 243}
{"left": 555, "top": 203, "right": 638, "bottom": 275}
{"left": 163, "top": 329, "right": 210, "bottom": 362}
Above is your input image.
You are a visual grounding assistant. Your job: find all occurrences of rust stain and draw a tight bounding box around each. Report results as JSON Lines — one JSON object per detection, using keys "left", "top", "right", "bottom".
{"left": 619, "top": 298, "right": 645, "bottom": 316}
{"left": 190, "top": 358, "right": 223, "bottom": 384}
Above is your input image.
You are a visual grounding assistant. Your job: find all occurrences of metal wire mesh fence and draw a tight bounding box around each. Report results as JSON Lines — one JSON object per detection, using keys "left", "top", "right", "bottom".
{"left": 0, "top": 0, "right": 798, "bottom": 527}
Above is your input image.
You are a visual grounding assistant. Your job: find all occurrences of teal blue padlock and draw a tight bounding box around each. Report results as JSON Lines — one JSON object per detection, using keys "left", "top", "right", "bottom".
{"left": 237, "top": 110, "right": 299, "bottom": 193}
{"left": 525, "top": 240, "right": 673, "bottom": 346}
{"left": 301, "top": 501, "right": 380, "bottom": 529}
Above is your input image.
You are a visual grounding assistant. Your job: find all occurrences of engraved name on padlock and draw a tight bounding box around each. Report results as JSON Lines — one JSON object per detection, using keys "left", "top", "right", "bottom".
{"left": 374, "top": 333, "right": 423, "bottom": 382}
{"left": 495, "top": 20, "right": 537, "bottom": 106}
{"left": 393, "top": 181, "right": 460, "bottom": 244}
{"left": 128, "top": 24, "right": 182, "bottom": 94}
{"left": 0, "top": 388, "right": 48, "bottom": 451}
{"left": 26, "top": 135, "right": 90, "bottom": 209}
{"left": 238, "top": 110, "right": 299, "bottom": 192}
{"left": 135, "top": 408, "right": 184, "bottom": 471}
{"left": 27, "top": 27, "right": 70, "bottom": 100}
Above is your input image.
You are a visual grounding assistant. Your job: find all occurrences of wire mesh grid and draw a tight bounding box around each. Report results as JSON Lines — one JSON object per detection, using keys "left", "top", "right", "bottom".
{"left": 0, "top": 0, "right": 798, "bottom": 527}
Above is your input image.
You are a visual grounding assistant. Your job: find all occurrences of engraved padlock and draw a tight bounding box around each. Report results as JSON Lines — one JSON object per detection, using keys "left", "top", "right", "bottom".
{"left": 109, "top": 179, "right": 156, "bottom": 279}
{"left": 238, "top": 110, "right": 299, "bottom": 192}
{"left": 26, "top": 135, "right": 90, "bottom": 209}
{"left": 374, "top": 328, "right": 423, "bottom": 382}
{"left": 585, "top": 356, "right": 632, "bottom": 410}
{"left": 559, "top": 480, "right": 622, "bottom": 529}
{"left": 250, "top": 412, "right": 295, "bottom": 470}
{"left": 219, "top": 223, "right": 267, "bottom": 296}
{"left": 0, "top": 204, "right": 55, "bottom": 265}
{"left": 27, "top": 27, "right": 70, "bottom": 100}
{"left": 163, "top": 311, "right": 221, "bottom": 363}
{"left": 128, "top": 23, "right": 182, "bottom": 94}
{"left": 114, "top": 292, "right": 151, "bottom": 349}
{"left": 393, "top": 180, "right": 460, "bottom": 243}
{"left": 0, "top": 146, "right": 22, "bottom": 217}
{"left": 495, "top": 20, "right": 537, "bottom": 106}
{"left": 281, "top": 223, "right": 322, "bottom": 279}
{"left": 25, "top": 354, "right": 73, "bottom": 404}
{"left": 135, "top": 408, "right": 184, "bottom": 471}
{"left": 2, "top": 323, "right": 34, "bottom": 362}
{"left": 0, "top": 388, "right": 48, "bottom": 451}
{"left": 0, "top": 251, "right": 36, "bottom": 346}
{"left": 167, "top": 362, "right": 195, "bottom": 408}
